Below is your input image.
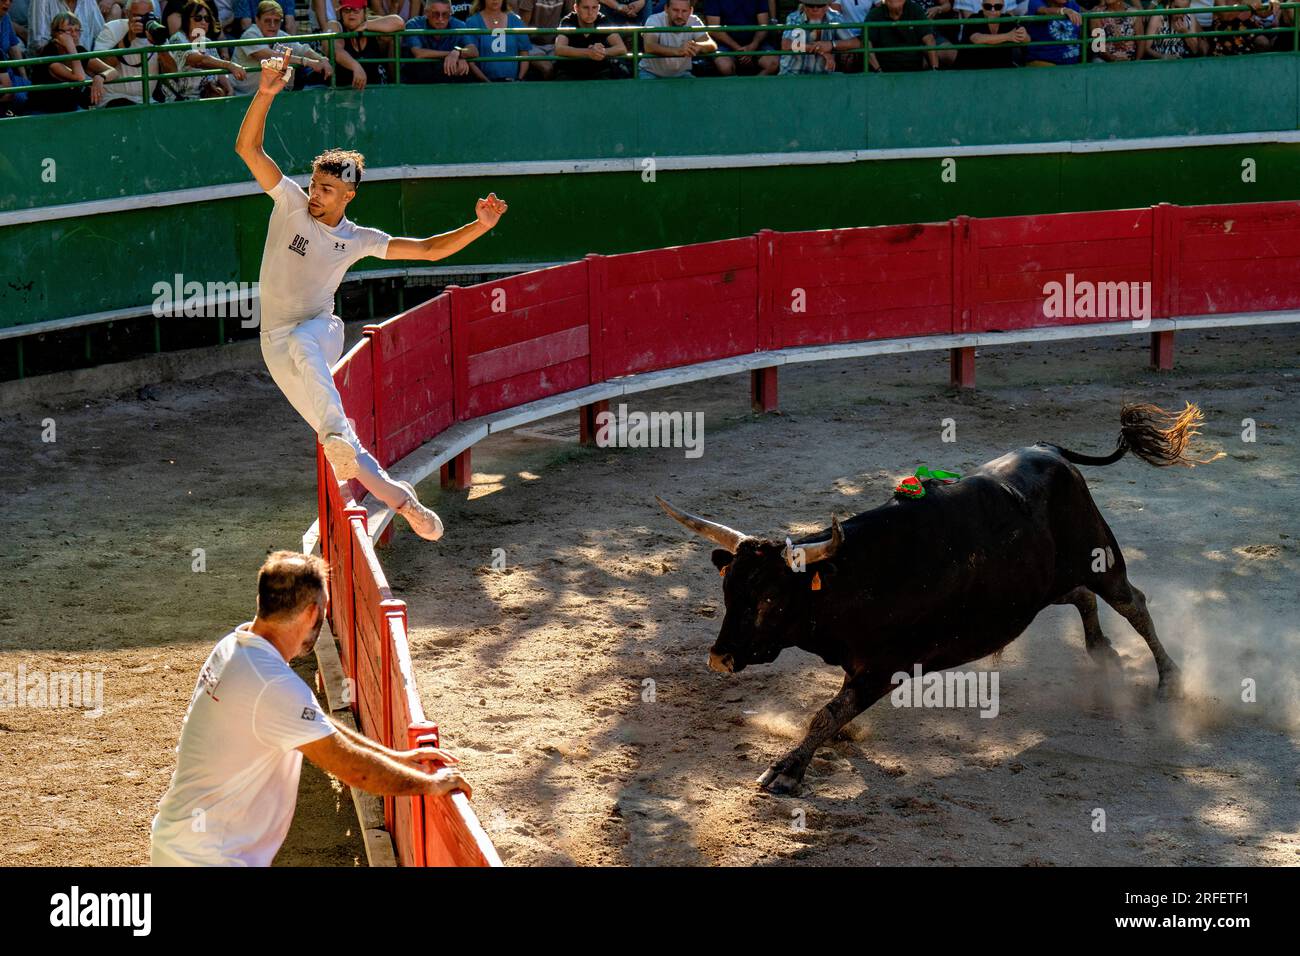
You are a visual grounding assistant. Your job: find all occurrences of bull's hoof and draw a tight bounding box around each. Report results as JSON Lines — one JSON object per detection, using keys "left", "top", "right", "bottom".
{"left": 1156, "top": 670, "right": 1183, "bottom": 702}
{"left": 1088, "top": 642, "right": 1122, "bottom": 670}
{"left": 757, "top": 764, "right": 804, "bottom": 796}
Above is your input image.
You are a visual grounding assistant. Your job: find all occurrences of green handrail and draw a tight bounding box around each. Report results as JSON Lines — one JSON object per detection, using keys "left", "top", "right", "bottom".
{"left": 3, "top": 4, "right": 1296, "bottom": 103}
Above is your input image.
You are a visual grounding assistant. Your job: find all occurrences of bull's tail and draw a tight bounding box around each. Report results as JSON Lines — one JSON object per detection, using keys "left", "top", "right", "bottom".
{"left": 1044, "top": 402, "right": 1225, "bottom": 468}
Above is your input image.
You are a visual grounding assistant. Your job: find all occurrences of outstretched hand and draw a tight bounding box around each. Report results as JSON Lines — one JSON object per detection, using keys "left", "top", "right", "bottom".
{"left": 259, "top": 54, "right": 293, "bottom": 95}
{"left": 476, "top": 192, "right": 508, "bottom": 229}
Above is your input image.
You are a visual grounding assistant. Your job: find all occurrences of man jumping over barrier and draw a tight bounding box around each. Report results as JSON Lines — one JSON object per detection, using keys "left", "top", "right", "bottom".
{"left": 235, "top": 54, "right": 508, "bottom": 540}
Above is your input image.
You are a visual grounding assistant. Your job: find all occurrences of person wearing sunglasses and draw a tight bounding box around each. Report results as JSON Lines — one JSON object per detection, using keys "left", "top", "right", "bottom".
{"left": 956, "top": 0, "right": 1028, "bottom": 67}
{"left": 27, "top": 11, "right": 118, "bottom": 110}
{"left": 167, "top": 0, "right": 244, "bottom": 96}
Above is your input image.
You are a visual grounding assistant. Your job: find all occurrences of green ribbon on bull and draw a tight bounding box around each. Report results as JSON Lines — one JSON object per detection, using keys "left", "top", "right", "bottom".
{"left": 915, "top": 466, "right": 962, "bottom": 483}
{"left": 895, "top": 466, "right": 962, "bottom": 499}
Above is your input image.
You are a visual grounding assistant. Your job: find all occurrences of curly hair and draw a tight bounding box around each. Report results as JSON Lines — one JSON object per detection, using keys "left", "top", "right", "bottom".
{"left": 312, "top": 148, "right": 367, "bottom": 187}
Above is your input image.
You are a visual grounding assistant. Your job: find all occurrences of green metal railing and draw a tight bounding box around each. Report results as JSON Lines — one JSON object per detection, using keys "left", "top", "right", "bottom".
{"left": 2, "top": 3, "right": 1297, "bottom": 105}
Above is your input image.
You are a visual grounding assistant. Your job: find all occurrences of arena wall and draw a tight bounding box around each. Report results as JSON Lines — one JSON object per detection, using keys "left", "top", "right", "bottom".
{"left": 316, "top": 199, "right": 1300, "bottom": 865}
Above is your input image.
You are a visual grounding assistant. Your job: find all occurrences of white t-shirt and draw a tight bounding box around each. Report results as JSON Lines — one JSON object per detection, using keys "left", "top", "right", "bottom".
{"left": 257, "top": 175, "right": 391, "bottom": 333}
{"left": 93, "top": 20, "right": 162, "bottom": 104}
{"left": 641, "top": 12, "right": 709, "bottom": 77}
{"left": 150, "top": 624, "right": 336, "bottom": 867}
{"left": 231, "top": 26, "right": 315, "bottom": 94}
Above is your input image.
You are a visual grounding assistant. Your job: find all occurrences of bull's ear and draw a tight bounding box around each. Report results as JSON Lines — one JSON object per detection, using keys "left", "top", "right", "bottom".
{"left": 711, "top": 549, "right": 735, "bottom": 574}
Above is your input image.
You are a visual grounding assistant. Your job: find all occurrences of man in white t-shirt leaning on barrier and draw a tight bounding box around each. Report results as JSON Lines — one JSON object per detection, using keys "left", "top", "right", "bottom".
{"left": 150, "top": 551, "right": 471, "bottom": 866}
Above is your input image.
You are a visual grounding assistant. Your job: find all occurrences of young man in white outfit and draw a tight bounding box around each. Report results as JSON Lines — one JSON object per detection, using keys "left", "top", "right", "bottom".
{"left": 235, "top": 54, "right": 508, "bottom": 541}
{"left": 150, "top": 551, "right": 472, "bottom": 866}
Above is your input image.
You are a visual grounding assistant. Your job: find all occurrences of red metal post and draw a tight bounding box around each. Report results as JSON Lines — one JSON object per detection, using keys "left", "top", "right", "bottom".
{"left": 750, "top": 367, "right": 779, "bottom": 413}
{"left": 440, "top": 448, "right": 472, "bottom": 490}
{"left": 950, "top": 347, "right": 976, "bottom": 388}
{"left": 1150, "top": 331, "right": 1175, "bottom": 371}
{"left": 579, "top": 399, "right": 610, "bottom": 445}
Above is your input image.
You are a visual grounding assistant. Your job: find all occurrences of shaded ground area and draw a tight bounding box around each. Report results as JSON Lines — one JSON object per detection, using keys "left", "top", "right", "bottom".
{"left": 389, "top": 327, "right": 1300, "bottom": 866}
{"left": 0, "top": 365, "right": 364, "bottom": 866}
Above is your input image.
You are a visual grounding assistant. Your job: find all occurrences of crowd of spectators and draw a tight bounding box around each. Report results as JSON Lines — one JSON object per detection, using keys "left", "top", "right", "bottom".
{"left": 2, "top": 0, "right": 1296, "bottom": 114}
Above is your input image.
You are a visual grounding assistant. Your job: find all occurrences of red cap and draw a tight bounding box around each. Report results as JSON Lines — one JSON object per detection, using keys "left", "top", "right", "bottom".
{"left": 339, "top": 0, "right": 367, "bottom": 8}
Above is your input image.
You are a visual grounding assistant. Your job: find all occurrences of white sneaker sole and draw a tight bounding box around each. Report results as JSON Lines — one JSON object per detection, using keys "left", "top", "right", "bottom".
{"left": 322, "top": 433, "right": 359, "bottom": 481}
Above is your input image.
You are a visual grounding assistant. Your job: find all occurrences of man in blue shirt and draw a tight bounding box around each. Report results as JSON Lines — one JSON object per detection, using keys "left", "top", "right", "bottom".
{"left": 1024, "top": 0, "right": 1082, "bottom": 64}
{"left": 404, "top": 0, "right": 485, "bottom": 81}
{"left": 703, "top": 0, "right": 778, "bottom": 73}
{"left": 0, "top": 0, "right": 31, "bottom": 112}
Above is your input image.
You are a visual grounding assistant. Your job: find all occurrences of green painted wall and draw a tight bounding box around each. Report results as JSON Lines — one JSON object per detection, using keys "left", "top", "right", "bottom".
{"left": 2, "top": 57, "right": 1300, "bottom": 330}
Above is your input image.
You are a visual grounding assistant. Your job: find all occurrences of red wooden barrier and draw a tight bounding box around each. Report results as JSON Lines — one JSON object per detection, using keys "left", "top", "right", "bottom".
{"left": 318, "top": 200, "right": 1300, "bottom": 867}
{"left": 458, "top": 262, "right": 591, "bottom": 419}
{"left": 1171, "top": 201, "right": 1300, "bottom": 316}
{"left": 371, "top": 295, "right": 456, "bottom": 466}
{"left": 770, "top": 224, "right": 952, "bottom": 347}
{"left": 967, "top": 208, "right": 1155, "bottom": 332}
{"left": 602, "top": 237, "right": 758, "bottom": 377}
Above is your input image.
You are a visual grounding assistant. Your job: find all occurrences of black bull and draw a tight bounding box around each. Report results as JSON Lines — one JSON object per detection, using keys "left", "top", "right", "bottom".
{"left": 657, "top": 402, "right": 1219, "bottom": 795}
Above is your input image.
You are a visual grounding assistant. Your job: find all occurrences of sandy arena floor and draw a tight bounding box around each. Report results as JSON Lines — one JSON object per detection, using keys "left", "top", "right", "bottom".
{"left": 0, "top": 326, "right": 1296, "bottom": 866}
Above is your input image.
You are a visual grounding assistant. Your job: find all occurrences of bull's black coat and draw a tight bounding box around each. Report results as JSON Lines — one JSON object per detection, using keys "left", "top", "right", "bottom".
{"left": 660, "top": 403, "right": 1215, "bottom": 794}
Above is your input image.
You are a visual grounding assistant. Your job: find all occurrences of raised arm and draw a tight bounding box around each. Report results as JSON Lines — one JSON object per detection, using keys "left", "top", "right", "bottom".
{"left": 234, "top": 55, "right": 291, "bottom": 190}
{"left": 385, "top": 193, "right": 508, "bottom": 262}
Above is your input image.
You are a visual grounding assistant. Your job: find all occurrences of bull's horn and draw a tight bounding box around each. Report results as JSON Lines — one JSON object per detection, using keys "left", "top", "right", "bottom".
{"left": 787, "top": 516, "right": 844, "bottom": 568}
{"left": 655, "top": 496, "right": 747, "bottom": 553}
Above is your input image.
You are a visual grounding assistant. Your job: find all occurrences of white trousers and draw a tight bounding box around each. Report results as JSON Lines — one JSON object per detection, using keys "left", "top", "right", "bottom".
{"left": 260, "top": 314, "right": 408, "bottom": 510}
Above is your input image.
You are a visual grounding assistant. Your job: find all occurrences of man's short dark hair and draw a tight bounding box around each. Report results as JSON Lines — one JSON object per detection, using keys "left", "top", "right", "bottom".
{"left": 256, "top": 551, "right": 328, "bottom": 620}
{"left": 313, "top": 148, "right": 366, "bottom": 187}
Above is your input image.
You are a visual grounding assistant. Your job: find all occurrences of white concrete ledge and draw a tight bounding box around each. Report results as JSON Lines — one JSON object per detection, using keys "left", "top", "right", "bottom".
{"left": 322, "top": 309, "right": 1298, "bottom": 545}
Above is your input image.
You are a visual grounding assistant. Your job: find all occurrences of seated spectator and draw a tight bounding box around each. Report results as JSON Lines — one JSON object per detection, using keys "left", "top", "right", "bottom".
{"left": 554, "top": 0, "right": 628, "bottom": 78}
{"left": 518, "top": 0, "right": 564, "bottom": 76}
{"left": 1023, "top": 0, "right": 1081, "bottom": 65}
{"left": 952, "top": 0, "right": 1025, "bottom": 37}
{"left": 1210, "top": 0, "right": 1278, "bottom": 54}
{"left": 403, "top": 0, "right": 483, "bottom": 82}
{"left": 597, "top": 0, "right": 643, "bottom": 30}
{"left": 1141, "top": 0, "right": 1200, "bottom": 58}
{"left": 8, "top": 0, "right": 29, "bottom": 43}
{"left": 705, "top": 0, "right": 778, "bottom": 74}
{"left": 464, "top": 0, "right": 532, "bottom": 80}
{"left": 231, "top": 1, "right": 332, "bottom": 93}
{"left": 780, "top": 0, "right": 856, "bottom": 72}
{"left": 332, "top": 0, "right": 404, "bottom": 89}
{"left": 640, "top": 0, "right": 714, "bottom": 76}
{"left": 1095, "top": 0, "right": 1140, "bottom": 61}
{"left": 93, "top": 0, "right": 176, "bottom": 105}
{"left": 168, "top": 0, "right": 243, "bottom": 97}
{"left": 1247, "top": 0, "right": 1281, "bottom": 50}
{"left": 29, "top": 0, "right": 105, "bottom": 48}
{"left": 27, "top": 11, "right": 118, "bottom": 110}
{"left": 234, "top": 0, "right": 288, "bottom": 34}
{"left": 1, "top": 0, "right": 33, "bottom": 114}
{"left": 865, "top": 0, "right": 939, "bottom": 71}
{"left": 956, "top": 0, "right": 1027, "bottom": 67}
